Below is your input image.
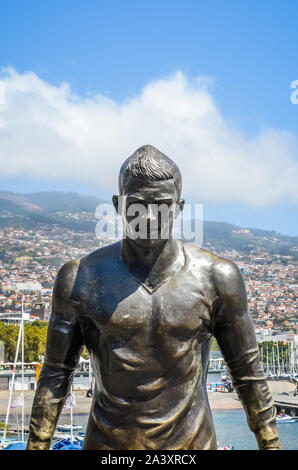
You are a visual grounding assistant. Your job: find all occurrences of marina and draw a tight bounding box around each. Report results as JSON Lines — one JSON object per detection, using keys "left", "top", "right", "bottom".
{"left": 0, "top": 300, "right": 297, "bottom": 450}
{"left": 0, "top": 373, "right": 297, "bottom": 450}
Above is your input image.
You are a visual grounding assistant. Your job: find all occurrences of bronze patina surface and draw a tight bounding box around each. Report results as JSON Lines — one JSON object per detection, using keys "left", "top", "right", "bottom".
{"left": 27, "top": 145, "right": 281, "bottom": 450}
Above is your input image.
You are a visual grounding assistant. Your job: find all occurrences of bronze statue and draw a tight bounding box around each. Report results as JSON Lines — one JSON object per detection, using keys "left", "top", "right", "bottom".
{"left": 27, "top": 145, "right": 282, "bottom": 450}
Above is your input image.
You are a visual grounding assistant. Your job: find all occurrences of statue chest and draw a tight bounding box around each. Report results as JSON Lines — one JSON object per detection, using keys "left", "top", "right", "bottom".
{"left": 83, "top": 267, "right": 213, "bottom": 351}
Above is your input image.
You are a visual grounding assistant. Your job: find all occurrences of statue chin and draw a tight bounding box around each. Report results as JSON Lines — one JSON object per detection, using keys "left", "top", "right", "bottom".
{"left": 125, "top": 235, "right": 169, "bottom": 248}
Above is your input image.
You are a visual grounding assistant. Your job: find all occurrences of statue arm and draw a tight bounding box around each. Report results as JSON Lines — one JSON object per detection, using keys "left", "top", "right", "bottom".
{"left": 27, "top": 260, "right": 84, "bottom": 450}
{"left": 212, "top": 260, "right": 282, "bottom": 450}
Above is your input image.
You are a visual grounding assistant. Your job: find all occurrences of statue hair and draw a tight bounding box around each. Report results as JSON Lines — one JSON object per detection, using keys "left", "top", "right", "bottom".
{"left": 118, "top": 145, "right": 182, "bottom": 196}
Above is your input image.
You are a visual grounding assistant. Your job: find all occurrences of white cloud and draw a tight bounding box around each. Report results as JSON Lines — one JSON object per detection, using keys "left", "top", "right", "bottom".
{"left": 0, "top": 67, "right": 297, "bottom": 206}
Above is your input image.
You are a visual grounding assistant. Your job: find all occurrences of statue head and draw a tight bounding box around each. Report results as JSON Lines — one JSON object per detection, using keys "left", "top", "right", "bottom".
{"left": 113, "top": 145, "right": 184, "bottom": 246}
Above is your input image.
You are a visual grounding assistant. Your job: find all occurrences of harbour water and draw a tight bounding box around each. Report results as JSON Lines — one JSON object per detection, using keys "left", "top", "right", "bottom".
{"left": 207, "top": 373, "right": 298, "bottom": 450}
{"left": 213, "top": 409, "right": 298, "bottom": 450}
{"left": 68, "top": 409, "right": 298, "bottom": 450}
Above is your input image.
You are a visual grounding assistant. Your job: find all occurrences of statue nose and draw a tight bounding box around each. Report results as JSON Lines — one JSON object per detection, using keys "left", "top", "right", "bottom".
{"left": 146, "top": 204, "right": 158, "bottom": 222}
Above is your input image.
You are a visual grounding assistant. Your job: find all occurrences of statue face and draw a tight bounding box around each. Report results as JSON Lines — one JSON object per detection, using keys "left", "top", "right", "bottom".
{"left": 117, "top": 177, "right": 183, "bottom": 247}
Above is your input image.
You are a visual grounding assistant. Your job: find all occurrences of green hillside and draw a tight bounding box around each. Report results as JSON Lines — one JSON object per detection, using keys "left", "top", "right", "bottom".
{"left": 0, "top": 191, "right": 297, "bottom": 257}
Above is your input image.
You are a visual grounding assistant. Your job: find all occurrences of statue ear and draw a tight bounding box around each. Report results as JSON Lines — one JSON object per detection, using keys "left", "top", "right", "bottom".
{"left": 112, "top": 195, "right": 119, "bottom": 214}
{"left": 175, "top": 198, "right": 185, "bottom": 217}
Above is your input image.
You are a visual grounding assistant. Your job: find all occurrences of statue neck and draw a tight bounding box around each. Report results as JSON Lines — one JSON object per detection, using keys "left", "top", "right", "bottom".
{"left": 120, "top": 238, "right": 183, "bottom": 289}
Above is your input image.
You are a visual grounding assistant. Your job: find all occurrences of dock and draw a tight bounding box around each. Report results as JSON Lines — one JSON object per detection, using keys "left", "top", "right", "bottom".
{"left": 273, "top": 393, "right": 298, "bottom": 418}
{"left": 6, "top": 425, "right": 80, "bottom": 441}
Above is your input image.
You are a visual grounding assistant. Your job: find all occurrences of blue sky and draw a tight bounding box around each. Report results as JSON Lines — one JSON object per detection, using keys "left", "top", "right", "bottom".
{"left": 0, "top": 0, "right": 298, "bottom": 235}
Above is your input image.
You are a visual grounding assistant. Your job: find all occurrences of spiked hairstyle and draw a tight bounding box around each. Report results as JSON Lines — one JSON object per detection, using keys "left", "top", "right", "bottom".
{"left": 118, "top": 145, "right": 182, "bottom": 196}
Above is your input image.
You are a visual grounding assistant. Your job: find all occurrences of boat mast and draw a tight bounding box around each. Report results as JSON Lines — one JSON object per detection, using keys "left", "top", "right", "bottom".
{"left": 260, "top": 346, "right": 263, "bottom": 370}
{"left": 21, "top": 295, "right": 25, "bottom": 443}
{"left": 89, "top": 357, "right": 92, "bottom": 388}
{"left": 1, "top": 306, "right": 23, "bottom": 445}
{"left": 277, "top": 342, "right": 280, "bottom": 379}
{"left": 291, "top": 341, "right": 295, "bottom": 376}
{"left": 70, "top": 385, "right": 74, "bottom": 443}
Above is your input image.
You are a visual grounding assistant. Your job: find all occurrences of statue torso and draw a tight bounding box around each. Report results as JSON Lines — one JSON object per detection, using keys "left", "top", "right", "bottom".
{"left": 74, "top": 241, "right": 219, "bottom": 450}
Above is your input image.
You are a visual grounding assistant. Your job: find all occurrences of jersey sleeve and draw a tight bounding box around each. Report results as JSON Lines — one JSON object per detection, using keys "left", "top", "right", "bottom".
{"left": 212, "top": 260, "right": 281, "bottom": 450}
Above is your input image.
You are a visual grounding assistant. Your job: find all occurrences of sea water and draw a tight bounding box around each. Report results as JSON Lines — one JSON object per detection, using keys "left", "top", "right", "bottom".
{"left": 70, "top": 410, "right": 298, "bottom": 450}
{"left": 212, "top": 409, "right": 298, "bottom": 450}
{"left": 207, "top": 373, "right": 298, "bottom": 450}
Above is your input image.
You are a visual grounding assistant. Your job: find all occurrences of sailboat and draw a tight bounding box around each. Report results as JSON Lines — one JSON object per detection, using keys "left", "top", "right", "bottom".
{"left": 276, "top": 413, "right": 297, "bottom": 424}
{"left": 56, "top": 387, "right": 82, "bottom": 432}
{"left": 266, "top": 344, "right": 270, "bottom": 376}
{"left": 0, "top": 295, "right": 26, "bottom": 450}
{"left": 52, "top": 391, "right": 83, "bottom": 450}
{"left": 290, "top": 341, "right": 296, "bottom": 378}
{"left": 51, "top": 359, "right": 94, "bottom": 449}
{"left": 0, "top": 294, "right": 85, "bottom": 451}
{"left": 52, "top": 386, "right": 84, "bottom": 450}
{"left": 277, "top": 342, "right": 281, "bottom": 379}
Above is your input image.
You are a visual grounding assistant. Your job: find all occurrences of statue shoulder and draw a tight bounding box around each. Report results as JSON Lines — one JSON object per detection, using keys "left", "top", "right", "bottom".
{"left": 182, "top": 241, "right": 230, "bottom": 269}
{"left": 53, "top": 258, "right": 81, "bottom": 301}
{"left": 53, "top": 242, "right": 120, "bottom": 302}
{"left": 80, "top": 241, "right": 121, "bottom": 277}
{"left": 211, "top": 256, "right": 245, "bottom": 298}
{"left": 182, "top": 241, "right": 244, "bottom": 294}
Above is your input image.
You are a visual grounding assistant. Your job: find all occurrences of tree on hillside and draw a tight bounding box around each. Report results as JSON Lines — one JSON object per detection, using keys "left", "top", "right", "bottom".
{"left": 0, "top": 321, "right": 48, "bottom": 362}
